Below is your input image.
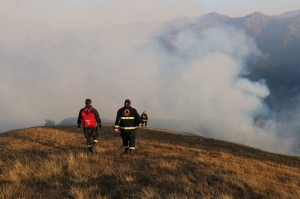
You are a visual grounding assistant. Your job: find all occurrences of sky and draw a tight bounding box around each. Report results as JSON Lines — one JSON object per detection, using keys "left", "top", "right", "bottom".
{"left": 200, "top": 0, "right": 300, "bottom": 17}
{"left": 1, "top": 0, "right": 300, "bottom": 155}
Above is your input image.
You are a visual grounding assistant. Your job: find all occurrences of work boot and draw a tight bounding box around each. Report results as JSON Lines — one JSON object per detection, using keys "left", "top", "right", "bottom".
{"left": 129, "top": 149, "right": 134, "bottom": 156}
{"left": 88, "top": 147, "right": 97, "bottom": 154}
{"left": 123, "top": 148, "right": 129, "bottom": 155}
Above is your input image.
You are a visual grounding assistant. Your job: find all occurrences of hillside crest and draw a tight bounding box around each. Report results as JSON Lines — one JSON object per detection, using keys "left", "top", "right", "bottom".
{"left": 0, "top": 125, "right": 299, "bottom": 198}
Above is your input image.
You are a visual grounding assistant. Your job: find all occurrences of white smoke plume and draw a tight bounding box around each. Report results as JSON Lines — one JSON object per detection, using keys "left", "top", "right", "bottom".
{"left": 149, "top": 27, "right": 298, "bottom": 155}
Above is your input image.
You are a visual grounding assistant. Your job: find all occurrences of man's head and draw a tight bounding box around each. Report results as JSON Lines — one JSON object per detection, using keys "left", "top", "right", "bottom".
{"left": 124, "top": 99, "right": 131, "bottom": 106}
{"left": 85, "top": 99, "right": 92, "bottom": 105}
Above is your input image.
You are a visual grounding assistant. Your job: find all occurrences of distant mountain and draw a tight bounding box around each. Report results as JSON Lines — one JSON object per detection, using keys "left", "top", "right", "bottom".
{"left": 227, "top": 12, "right": 272, "bottom": 37}
{"left": 163, "top": 11, "right": 300, "bottom": 40}
{"left": 278, "top": 9, "right": 300, "bottom": 18}
{"left": 163, "top": 16, "right": 196, "bottom": 34}
{"left": 160, "top": 10, "right": 300, "bottom": 112}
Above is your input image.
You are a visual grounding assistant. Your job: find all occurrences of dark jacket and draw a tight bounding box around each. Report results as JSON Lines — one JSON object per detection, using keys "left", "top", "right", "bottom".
{"left": 141, "top": 113, "right": 148, "bottom": 121}
{"left": 115, "top": 106, "right": 141, "bottom": 131}
{"left": 77, "top": 105, "right": 101, "bottom": 127}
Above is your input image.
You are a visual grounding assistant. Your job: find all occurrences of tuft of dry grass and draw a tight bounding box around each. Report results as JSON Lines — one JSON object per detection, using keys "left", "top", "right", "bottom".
{"left": 0, "top": 125, "right": 299, "bottom": 199}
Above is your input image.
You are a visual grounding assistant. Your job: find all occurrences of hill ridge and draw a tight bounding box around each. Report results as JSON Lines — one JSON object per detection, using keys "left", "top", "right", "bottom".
{"left": 0, "top": 125, "right": 299, "bottom": 198}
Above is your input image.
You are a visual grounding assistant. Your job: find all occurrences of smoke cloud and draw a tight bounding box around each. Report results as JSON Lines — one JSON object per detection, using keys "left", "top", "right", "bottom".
{"left": 0, "top": 1, "right": 299, "bottom": 155}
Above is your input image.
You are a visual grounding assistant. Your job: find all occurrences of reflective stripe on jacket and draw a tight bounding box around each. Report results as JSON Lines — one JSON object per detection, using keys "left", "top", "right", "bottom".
{"left": 115, "top": 106, "right": 141, "bottom": 131}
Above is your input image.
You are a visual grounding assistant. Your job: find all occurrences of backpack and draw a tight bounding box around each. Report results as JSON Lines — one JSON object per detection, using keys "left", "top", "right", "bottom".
{"left": 80, "top": 108, "right": 96, "bottom": 128}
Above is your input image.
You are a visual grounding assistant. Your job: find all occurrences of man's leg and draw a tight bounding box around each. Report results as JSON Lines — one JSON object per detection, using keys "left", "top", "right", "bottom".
{"left": 145, "top": 121, "right": 147, "bottom": 128}
{"left": 83, "top": 128, "right": 94, "bottom": 152}
{"left": 91, "top": 127, "right": 100, "bottom": 151}
{"left": 120, "top": 131, "right": 129, "bottom": 154}
{"left": 128, "top": 131, "right": 136, "bottom": 155}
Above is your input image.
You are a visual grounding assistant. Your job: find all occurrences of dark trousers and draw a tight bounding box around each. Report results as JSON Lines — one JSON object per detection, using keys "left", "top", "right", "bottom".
{"left": 120, "top": 130, "right": 136, "bottom": 150}
{"left": 141, "top": 121, "right": 147, "bottom": 127}
{"left": 83, "top": 127, "right": 99, "bottom": 150}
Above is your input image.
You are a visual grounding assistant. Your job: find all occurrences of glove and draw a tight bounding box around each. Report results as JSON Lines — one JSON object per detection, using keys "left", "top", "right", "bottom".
{"left": 98, "top": 123, "right": 102, "bottom": 128}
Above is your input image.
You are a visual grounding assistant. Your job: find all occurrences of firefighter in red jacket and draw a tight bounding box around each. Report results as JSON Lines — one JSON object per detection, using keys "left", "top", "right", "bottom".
{"left": 141, "top": 111, "right": 148, "bottom": 128}
{"left": 114, "top": 99, "right": 141, "bottom": 155}
{"left": 77, "top": 99, "right": 102, "bottom": 153}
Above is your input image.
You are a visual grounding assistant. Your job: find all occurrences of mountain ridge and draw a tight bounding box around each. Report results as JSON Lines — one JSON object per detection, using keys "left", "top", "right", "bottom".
{"left": 278, "top": 9, "right": 300, "bottom": 18}
{"left": 161, "top": 9, "right": 300, "bottom": 112}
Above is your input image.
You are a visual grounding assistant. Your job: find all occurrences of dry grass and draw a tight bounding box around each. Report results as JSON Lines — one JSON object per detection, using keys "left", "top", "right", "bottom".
{"left": 0, "top": 125, "right": 299, "bottom": 199}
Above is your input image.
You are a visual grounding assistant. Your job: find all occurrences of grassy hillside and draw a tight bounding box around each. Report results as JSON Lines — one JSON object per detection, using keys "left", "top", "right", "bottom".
{"left": 0, "top": 125, "right": 299, "bottom": 199}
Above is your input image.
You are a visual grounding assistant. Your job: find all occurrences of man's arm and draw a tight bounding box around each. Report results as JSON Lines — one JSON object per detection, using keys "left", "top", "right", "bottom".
{"left": 114, "top": 109, "right": 121, "bottom": 133}
{"left": 77, "top": 109, "right": 82, "bottom": 130}
{"left": 92, "top": 108, "right": 102, "bottom": 128}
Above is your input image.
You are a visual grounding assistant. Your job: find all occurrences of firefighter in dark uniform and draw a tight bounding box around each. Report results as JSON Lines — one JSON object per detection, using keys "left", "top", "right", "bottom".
{"left": 141, "top": 111, "right": 148, "bottom": 128}
{"left": 114, "top": 99, "right": 141, "bottom": 155}
{"left": 77, "top": 99, "right": 102, "bottom": 153}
